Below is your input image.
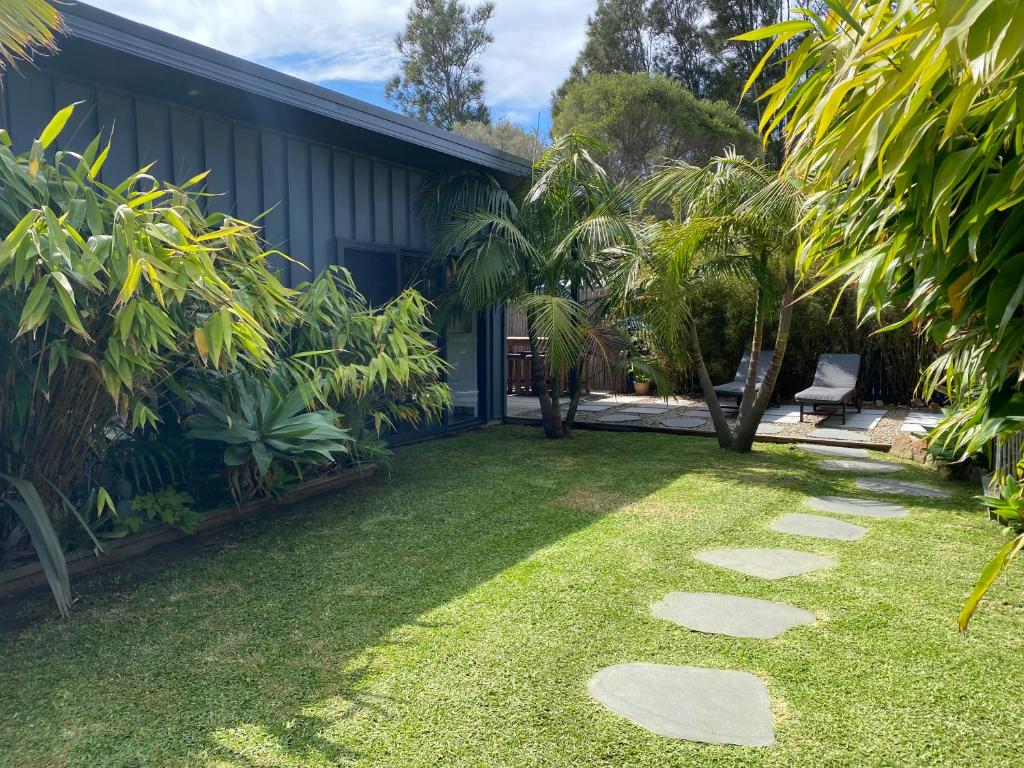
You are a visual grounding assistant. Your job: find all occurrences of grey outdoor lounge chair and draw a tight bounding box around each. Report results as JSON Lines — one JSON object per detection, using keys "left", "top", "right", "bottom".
{"left": 795, "top": 353, "right": 862, "bottom": 424}
{"left": 713, "top": 350, "right": 773, "bottom": 405}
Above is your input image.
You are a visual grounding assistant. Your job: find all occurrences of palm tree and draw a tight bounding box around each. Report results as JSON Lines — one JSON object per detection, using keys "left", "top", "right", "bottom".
{"left": 423, "top": 135, "right": 640, "bottom": 438}
{"left": 623, "top": 152, "right": 802, "bottom": 452}
{"left": 0, "top": 0, "right": 62, "bottom": 70}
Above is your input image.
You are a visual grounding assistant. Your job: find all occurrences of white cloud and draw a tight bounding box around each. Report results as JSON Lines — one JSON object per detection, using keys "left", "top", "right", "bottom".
{"left": 83, "top": 0, "right": 591, "bottom": 127}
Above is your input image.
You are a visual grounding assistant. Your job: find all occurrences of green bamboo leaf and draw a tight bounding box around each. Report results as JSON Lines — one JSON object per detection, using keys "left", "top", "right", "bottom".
{"left": 39, "top": 102, "right": 79, "bottom": 149}
{"left": 959, "top": 532, "right": 1024, "bottom": 631}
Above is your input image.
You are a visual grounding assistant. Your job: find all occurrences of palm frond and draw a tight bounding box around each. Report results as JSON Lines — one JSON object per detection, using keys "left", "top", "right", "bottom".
{"left": 0, "top": 0, "right": 62, "bottom": 71}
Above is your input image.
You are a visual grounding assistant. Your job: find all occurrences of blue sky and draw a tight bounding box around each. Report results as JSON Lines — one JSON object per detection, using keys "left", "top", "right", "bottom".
{"left": 87, "top": 0, "right": 595, "bottom": 138}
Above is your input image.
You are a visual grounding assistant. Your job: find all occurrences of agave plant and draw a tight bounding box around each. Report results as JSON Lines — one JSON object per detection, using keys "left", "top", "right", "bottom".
{"left": 186, "top": 374, "right": 353, "bottom": 502}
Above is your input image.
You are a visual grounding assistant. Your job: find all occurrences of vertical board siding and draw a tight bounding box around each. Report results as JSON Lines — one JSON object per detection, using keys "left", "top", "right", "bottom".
{"left": 310, "top": 144, "right": 333, "bottom": 276}
{"left": 286, "top": 138, "right": 312, "bottom": 284}
{"left": 95, "top": 88, "right": 138, "bottom": 183}
{"left": 232, "top": 124, "right": 261, "bottom": 221}
{"left": 0, "top": 69, "right": 437, "bottom": 287}
{"left": 372, "top": 161, "right": 391, "bottom": 244}
{"left": 170, "top": 109, "right": 203, "bottom": 185}
{"left": 353, "top": 155, "right": 373, "bottom": 242}
{"left": 333, "top": 151, "right": 354, "bottom": 241}
{"left": 391, "top": 167, "right": 409, "bottom": 247}
{"left": 134, "top": 100, "right": 173, "bottom": 180}
{"left": 202, "top": 117, "right": 234, "bottom": 215}
{"left": 6, "top": 69, "right": 55, "bottom": 153}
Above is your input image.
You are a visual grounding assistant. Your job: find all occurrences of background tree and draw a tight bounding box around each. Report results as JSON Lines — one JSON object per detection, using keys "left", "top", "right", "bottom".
{"left": 555, "top": 0, "right": 791, "bottom": 163}
{"left": 552, "top": 73, "right": 759, "bottom": 181}
{"left": 451, "top": 117, "right": 547, "bottom": 162}
{"left": 745, "top": 0, "right": 1024, "bottom": 626}
{"left": 386, "top": 0, "right": 494, "bottom": 129}
{"left": 0, "top": 0, "right": 61, "bottom": 70}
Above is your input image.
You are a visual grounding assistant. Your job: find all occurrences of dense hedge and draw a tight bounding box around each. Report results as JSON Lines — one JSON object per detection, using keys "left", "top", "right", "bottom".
{"left": 687, "top": 276, "right": 933, "bottom": 405}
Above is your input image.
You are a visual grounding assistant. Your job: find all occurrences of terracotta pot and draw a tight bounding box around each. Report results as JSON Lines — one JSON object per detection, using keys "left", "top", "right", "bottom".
{"left": 633, "top": 381, "right": 651, "bottom": 395}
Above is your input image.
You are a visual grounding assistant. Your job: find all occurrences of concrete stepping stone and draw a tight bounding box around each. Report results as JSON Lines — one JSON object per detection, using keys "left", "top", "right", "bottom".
{"left": 756, "top": 423, "right": 783, "bottom": 435}
{"left": 822, "top": 412, "right": 884, "bottom": 430}
{"left": 795, "top": 443, "right": 870, "bottom": 458}
{"left": 804, "top": 495, "right": 908, "bottom": 519}
{"left": 820, "top": 459, "right": 902, "bottom": 473}
{"left": 854, "top": 477, "right": 951, "bottom": 499}
{"left": 770, "top": 513, "right": 868, "bottom": 542}
{"left": 807, "top": 427, "right": 870, "bottom": 443}
{"left": 651, "top": 592, "right": 815, "bottom": 639}
{"left": 682, "top": 408, "right": 711, "bottom": 417}
{"left": 596, "top": 413, "right": 642, "bottom": 423}
{"left": 573, "top": 403, "right": 616, "bottom": 412}
{"left": 621, "top": 405, "right": 673, "bottom": 414}
{"left": 695, "top": 548, "right": 836, "bottom": 579}
{"left": 660, "top": 416, "right": 705, "bottom": 429}
{"left": 588, "top": 663, "right": 774, "bottom": 746}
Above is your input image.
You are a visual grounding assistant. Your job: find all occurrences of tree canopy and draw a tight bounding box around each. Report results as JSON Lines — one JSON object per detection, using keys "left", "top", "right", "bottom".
{"left": 385, "top": 0, "right": 494, "bottom": 129}
{"left": 555, "top": 0, "right": 790, "bottom": 162}
{"left": 552, "top": 72, "right": 759, "bottom": 181}
{"left": 451, "top": 118, "right": 547, "bottom": 162}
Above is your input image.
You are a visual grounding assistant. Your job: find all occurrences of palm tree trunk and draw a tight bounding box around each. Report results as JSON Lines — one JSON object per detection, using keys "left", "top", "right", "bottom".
{"left": 688, "top": 324, "right": 733, "bottom": 448}
{"left": 527, "top": 319, "right": 563, "bottom": 439}
{"left": 732, "top": 265, "right": 796, "bottom": 452}
{"left": 737, "top": 288, "right": 766, "bottom": 425}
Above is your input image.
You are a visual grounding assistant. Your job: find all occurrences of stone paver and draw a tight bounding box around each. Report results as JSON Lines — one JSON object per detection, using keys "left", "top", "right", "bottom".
{"left": 854, "top": 477, "right": 951, "bottom": 499}
{"left": 596, "top": 413, "right": 643, "bottom": 424}
{"left": 822, "top": 411, "right": 885, "bottom": 430}
{"left": 695, "top": 548, "right": 836, "bottom": 579}
{"left": 901, "top": 411, "right": 941, "bottom": 434}
{"left": 770, "top": 513, "right": 868, "bottom": 542}
{"left": 807, "top": 427, "right": 871, "bottom": 443}
{"left": 795, "top": 443, "right": 871, "bottom": 458}
{"left": 820, "top": 459, "right": 902, "bottom": 473}
{"left": 660, "top": 416, "right": 706, "bottom": 430}
{"left": 571, "top": 403, "right": 616, "bottom": 412}
{"left": 621, "top": 406, "right": 673, "bottom": 414}
{"left": 756, "top": 423, "right": 783, "bottom": 435}
{"left": 651, "top": 592, "right": 815, "bottom": 639}
{"left": 804, "top": 495, "right": 908, "bottom": 518}
{"left": 588, "top": 663, "right": 774, "bottom": 746}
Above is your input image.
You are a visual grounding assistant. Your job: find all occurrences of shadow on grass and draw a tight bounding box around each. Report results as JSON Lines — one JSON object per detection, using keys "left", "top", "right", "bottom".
{"left": 0, "top": 426, "right": 717, "bottom": 766}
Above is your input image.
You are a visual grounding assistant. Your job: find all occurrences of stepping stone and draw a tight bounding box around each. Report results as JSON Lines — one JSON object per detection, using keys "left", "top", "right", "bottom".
{"left": 621, "top": 406, "right": 672, "bottom": 414}
{"left": 804, "top": 495, "right": 908, "bottom": 519}
{"left": 651, "top": 591, "right": 815, "bottom": 639}
{"left": 596, "top": 413, "right": 642, "bottom": 423}
{"left": 695, "top": 548, "right": 836, "bottom": 579}
{"left": 588, "top": 663, "right": 774, "bottom": 746}
{"left": 761, "top": 406, "right": 801, "bottom": 424}
{"left": 574, "top": 403, "right": 615, "bottom": 412}
{"left": 660, "top": 416, "right": 705, "bottom": 430}
{"left": 682, "top": 408, "right": 711, "bottom": 417}
{"left": 820, "top": 459, "right": 902, "bottom": 473}
{"left": 822, "top": 414, "right": 883, "bottom": 430}
{"left": 770, "top": 513, "right": 868, "bottom": 542}
{"left": 756, "top": 423, "right": 783, "bottom": 435}
{"left": 795, "top": 443, "right": 870, "bottom": 458}
{"left": 807, "top": 428, "right": 870, "bottom": 443}
{"left": 854, "top": 477, "right": 951, "bottom": 499}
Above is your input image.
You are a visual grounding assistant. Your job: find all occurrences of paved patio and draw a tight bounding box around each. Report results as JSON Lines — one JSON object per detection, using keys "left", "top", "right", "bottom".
{"left": 506, "top": 392, "right": 942, "bottom": 448}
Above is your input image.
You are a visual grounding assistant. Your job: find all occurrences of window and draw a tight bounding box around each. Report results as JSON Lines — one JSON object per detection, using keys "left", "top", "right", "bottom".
{"left": 344, "top": 248, "right": 397, "bottom": 307}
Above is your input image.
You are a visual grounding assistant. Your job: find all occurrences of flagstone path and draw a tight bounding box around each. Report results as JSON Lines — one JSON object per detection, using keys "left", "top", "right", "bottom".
{"left": 588, "top": 444, "right": 956, "bottom": 749}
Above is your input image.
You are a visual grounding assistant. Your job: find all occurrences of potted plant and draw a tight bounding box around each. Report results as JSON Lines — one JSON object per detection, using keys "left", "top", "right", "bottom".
{"left": 631, "top": 367, "right": 653, "bottom": 395}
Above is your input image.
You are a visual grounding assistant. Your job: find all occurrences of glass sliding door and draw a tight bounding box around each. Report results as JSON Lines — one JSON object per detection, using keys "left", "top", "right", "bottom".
{"left": 445, "top": 313, "right": 479, "bottom": 424}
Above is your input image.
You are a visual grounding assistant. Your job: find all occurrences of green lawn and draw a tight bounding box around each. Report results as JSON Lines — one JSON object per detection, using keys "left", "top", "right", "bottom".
{"left": 2, "top": 426, "right": 1022, "bottom": 767}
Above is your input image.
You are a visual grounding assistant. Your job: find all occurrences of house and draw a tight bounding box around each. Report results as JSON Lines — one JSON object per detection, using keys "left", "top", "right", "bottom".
{"left": 0, "top": 2, "right": 530, "bottom": 435}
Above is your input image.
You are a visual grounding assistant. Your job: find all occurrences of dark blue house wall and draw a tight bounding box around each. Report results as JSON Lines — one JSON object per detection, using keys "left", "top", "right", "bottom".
{"left": 0, "top": 66, "right": 429, "bottom": 280}
{"left": 0, "top": 58, "right": 507, "bottom": 423}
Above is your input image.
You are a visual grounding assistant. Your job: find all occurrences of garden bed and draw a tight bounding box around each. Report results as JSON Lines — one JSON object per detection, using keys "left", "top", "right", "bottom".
{"left": 0, "top": 464, "right": 377, "bottom": 602}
